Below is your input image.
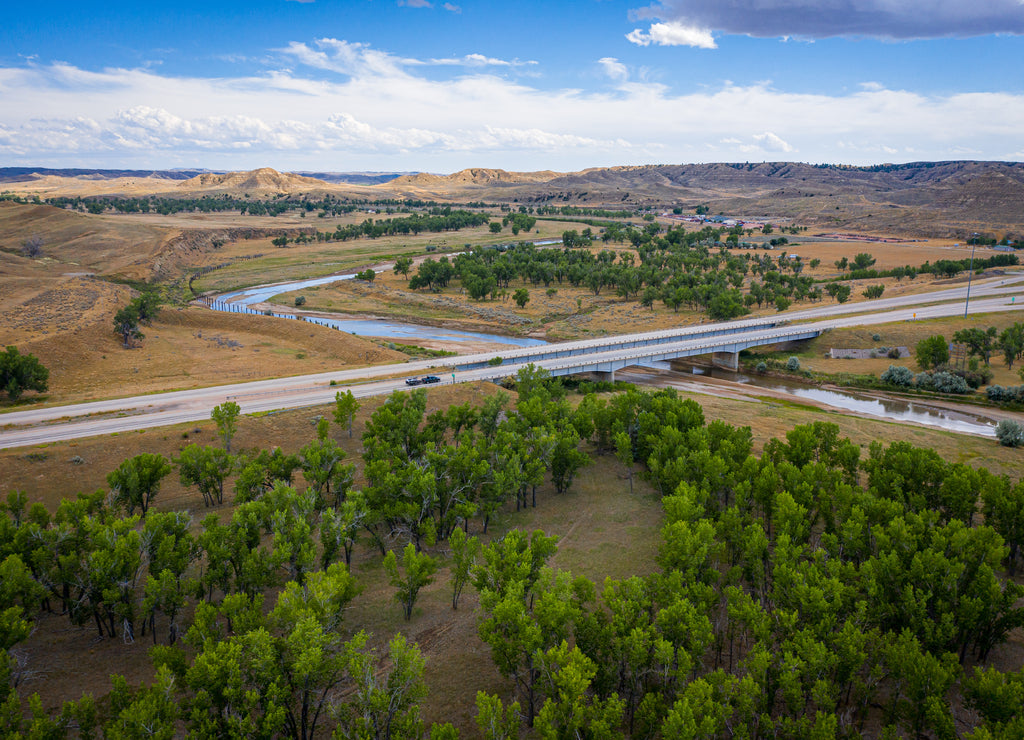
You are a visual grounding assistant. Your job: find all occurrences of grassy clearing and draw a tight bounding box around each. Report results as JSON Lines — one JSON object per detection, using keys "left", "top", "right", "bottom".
{"left": 191, "top": 216, "right": 587, "bottom": 294}
{"left": 753, "top": 310, "right": 1024, "bottom": 387}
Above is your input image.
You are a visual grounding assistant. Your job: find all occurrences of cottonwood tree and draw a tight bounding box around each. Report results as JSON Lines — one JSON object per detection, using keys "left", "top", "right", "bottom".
{"left": 333, "top": 389, "right": 361, "bottom": 438}
{"left": 384, "top": 543, "right": 438, "bottom": 620}
{"left": 449, "top": 527, "right": 480, "bottom": 610}
{"left": 916, "top": 335, "right": 950, "bottom": 370}
{"left": 177, "top": 444, "right": 234, "bottom": 507}
{"left": 0, "top": 346, "right": 48, "bottom": 401}
{"left": 179, "top": 563, "right": 359, "bottom": 740}
{"left": 300, "top": 419, "right": 355, "bottom": 509}
{"left": 211, "top": 401, "right": 241, "bottom": 453}
{"left": 333, "top": 632, "right": 430, "bottom": 740}
{"left": 107, "top": 453, "right": 172, "bottom": 517}
{"left": 113, "top": 304, "right": 143, "bottom": 348}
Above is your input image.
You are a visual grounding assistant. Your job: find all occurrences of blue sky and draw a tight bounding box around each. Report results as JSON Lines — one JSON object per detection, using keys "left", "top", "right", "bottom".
{"left": 2, "top": 0, "right": 1022, "bottom": 172}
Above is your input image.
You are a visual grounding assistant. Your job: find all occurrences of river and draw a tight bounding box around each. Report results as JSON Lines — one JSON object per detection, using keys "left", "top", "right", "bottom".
{"left": 619, "top": 366, "right": 998, "bottom": 438}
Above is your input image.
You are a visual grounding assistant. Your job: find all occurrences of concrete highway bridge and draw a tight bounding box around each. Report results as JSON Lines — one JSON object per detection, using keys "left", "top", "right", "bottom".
{"left": 2, "top": 274, "right": 1022, "bottom": 449}
{"left": 454, "top": 320, "right": 822, "bottom": 380}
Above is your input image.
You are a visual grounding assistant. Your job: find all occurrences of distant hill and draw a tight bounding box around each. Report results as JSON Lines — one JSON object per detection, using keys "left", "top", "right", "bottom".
{"left": 393, "top": 161, "right": 1024, "bottom": 238}
{"left": 3, "top": 161, "right": 1022, "bottom": 237}
{"left": 0, "top": 167, "right": 409, "bottom": 187}
{"left": 0, "top": 167, "right": 214, "bottom": 183}
{"left": 175, "top": 167, "right": 331, "bottom": 194}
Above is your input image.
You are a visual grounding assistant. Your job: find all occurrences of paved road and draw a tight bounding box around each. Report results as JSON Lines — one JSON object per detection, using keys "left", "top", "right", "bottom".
{"left": 1, "top": 275, "right": 1022, "bottom": 449}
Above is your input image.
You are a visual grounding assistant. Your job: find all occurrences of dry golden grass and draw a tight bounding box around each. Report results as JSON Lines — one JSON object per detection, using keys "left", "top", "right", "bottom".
{"left": 0, "top": 304, "right": 406, "bottom": 407}
{"left": 777, "top": 310, "right": 1024, "bottom": 386}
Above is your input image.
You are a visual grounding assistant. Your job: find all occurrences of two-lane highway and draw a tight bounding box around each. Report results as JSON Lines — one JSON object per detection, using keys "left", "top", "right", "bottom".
{"left": 2, "top": 275, "right": 1022, "bottom": 449}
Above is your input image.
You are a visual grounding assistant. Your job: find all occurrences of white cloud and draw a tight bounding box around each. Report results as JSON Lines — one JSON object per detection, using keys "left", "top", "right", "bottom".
{"left": 753, "top": 131, "right": 794, "bottom": 152}
{"left": 443, "top": 2, "right": 461, "bottom": 12}
{"left": 627, "top": 21, "right": 717, "bottom": 48}
{"left": 598, "top": 57, "right": 629, "bottom": 82}
{"left": 398, "top": 0, "right": 432, "bottom": 7}
{"left": 2, "top": 51, "right": 1024, "bottom": 170}
{"left": 279, "top": 38, "right": 532, "bottom": 74}
{"left": 632, "top": 0, "right": 1024, "bottom": 40}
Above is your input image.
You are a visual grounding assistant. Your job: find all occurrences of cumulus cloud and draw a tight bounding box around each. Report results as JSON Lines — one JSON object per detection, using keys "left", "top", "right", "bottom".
{"left": 2, "top": 51, "right": 1024, "bottom": 169}
{"left": 598, "top": 57, "right": 629, "bottom": 82}
{"left": 443, "top": 2, "right": 461, "bottom": 11}
{"left": 626, "top": 21, "right": 716, "bottom": 48}
{"left": 752, "top": 131, "right": 794, "bottom": 152}
{"left": 632, "top": 0, "right": 1024, "bottom": 40}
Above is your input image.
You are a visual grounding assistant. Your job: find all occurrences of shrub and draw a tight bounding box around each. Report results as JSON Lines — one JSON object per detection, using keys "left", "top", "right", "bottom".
{"left": 756, "top": 362, "right": 767, "bottom": 373}
{"left": 785, "top": 357, "right": 801, "bottom": 372}
{"left": 294, "top": 295, "right": 306, "bottom": 307}
{"left": 987, "top": 385, "right": 1024, "bottom": 404}
{"left": 888, "top": 347, "right": 902, "bottom": 359}
{"left": 881, "top": 365, "right": 914, "bottom": 387}
{"left": 995, "top": 419, "right": 1024, "bottom": 447}
{"left": 930, "top": 371, "right": 970, "bottom": 394}
{"left": 872, "top": 334, "right": 882, "bottom": 342}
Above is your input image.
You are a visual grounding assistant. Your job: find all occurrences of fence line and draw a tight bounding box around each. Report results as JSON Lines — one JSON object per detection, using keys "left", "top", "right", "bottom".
{"left": 201, "top": 297, "right": 348, "bottom": 332}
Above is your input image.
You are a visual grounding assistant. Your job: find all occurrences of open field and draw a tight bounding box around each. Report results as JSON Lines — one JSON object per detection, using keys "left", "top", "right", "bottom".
{"left": 267, "top": 235, "right": 1016, "bottom": 342}
{"left": 189, "top": 216, "right": 588, "bottom": 295}
{"left": 0, "top": 302, "right": 406, "bottom": 407}
{"left": 786, "top": 309, "right": 1024, "bottom": 385}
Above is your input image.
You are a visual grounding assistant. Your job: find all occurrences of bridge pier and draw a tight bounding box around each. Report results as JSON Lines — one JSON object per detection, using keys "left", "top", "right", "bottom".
{"left": 591, "top": 370, "right": 616, "bottom": 383}
{"left": 711, "top": 351, "right": 739, "bottom": 371}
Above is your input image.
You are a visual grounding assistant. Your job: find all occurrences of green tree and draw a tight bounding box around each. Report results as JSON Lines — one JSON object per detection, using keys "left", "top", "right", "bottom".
{"left": 449, "top": 527, "right": 480, "bottom": 610}
{"left": 113, "top": 303, "right": 143, "bottom": 348}
{"left": 550, "top": 427, "right": 589, "bottom": 495}
{"left": 916, "top": 335, "right": 950, "bottom": 370}
{"left": 614, "top": 431, "right": 634, "bottom": 494}
{"left": 394, "top": 256, "right": 414, "bottom": 276}
{"left": 984, "top": 478, "right": 1024, "bottom": 572}
{"left": 177, "top": 444, "right": 234, "bottom": 507}
{"left": 105, "top": 668, "right": 180, "bottom": 740}
{"left": 334, "top": 389, "right": 361, "bottom": 438}
{"left": 334, "top": 632, "right": 429, "bottom": 740}
{"left": 107, "top": 453, "right": 172, "bottom": 516}
{"left": 384, "top": 543, "right": 438, "bottom": 620}
{"left": 475, "top": 692, "right": 521, "bottom": 740}
{"left": 954, "top": 326, "right": 998, "bottom": 365}
{"left": 513, "top": 288, "right": 530, "bottom": 308}
{"left": 852, "top": 252, "right": 876, "bottom": 269}
{"left": 300, "top": 424, "right": 355, "bottom": 509}
{"left": 997, "top": 323, "right": 1024, "bottom": 370}
{"left": 211, "top": 401, "right": 241, "bottom": 453}
{"left": 0, "top": 346, "right": 48, "bottom": 401}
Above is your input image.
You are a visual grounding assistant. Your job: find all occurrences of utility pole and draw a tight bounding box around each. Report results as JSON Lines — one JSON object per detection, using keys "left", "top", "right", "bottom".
{"left": 964, "top": 234, "right": 977, "bottom": 319}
